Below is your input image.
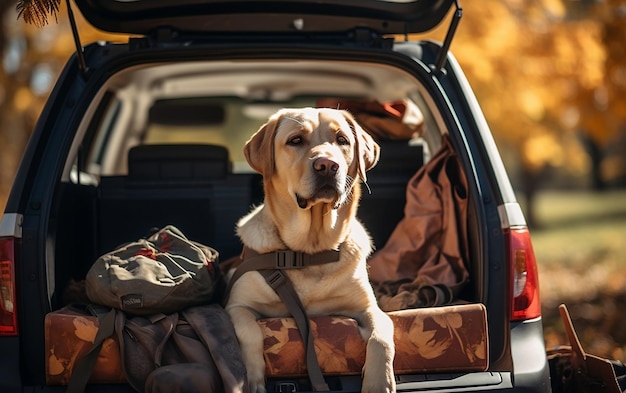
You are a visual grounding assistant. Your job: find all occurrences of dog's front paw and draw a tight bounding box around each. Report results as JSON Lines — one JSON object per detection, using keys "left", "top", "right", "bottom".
{"left": 361, "top": 378, "right": 395, "bottom": 393}
{"left": 248, "top": 375, "right": 267, "bottom": 393}
{"left": 248, "top": 380, "right": 267, "bottom": 393}
{"left": 246, "top": 370, "right": 267, "bottom": 393}
{"left": 361, "top": 366, "right": 395, "bottom": 393}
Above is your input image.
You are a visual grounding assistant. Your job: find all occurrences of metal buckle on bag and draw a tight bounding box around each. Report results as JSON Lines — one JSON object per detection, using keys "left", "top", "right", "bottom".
{"left": 275, "top": 250, "right": 309, "bottom": 268}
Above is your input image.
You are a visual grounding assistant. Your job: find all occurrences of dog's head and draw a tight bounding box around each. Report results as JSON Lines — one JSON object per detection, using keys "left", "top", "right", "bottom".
{"left": 244, "top": 107, "right": 379, "bottom": 210}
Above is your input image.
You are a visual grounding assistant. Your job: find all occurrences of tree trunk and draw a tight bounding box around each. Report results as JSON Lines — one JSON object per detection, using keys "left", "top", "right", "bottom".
{"left": 578, "top": 131, "right": 606, "bottom": 191}
{"left": 520, "top": 165, "right": 540, "bottom": 230}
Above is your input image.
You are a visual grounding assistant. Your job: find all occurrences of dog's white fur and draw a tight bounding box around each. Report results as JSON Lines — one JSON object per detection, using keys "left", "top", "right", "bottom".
{"left": 225, "top": 107, "right": 395, "bottom": 393}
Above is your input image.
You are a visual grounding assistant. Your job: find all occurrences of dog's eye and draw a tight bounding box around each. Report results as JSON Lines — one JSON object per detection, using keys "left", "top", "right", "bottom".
{"left": 287, "top": 136, "right": 303, "bottom": 145}
{"left": 336, "top": 135, "right": 349, "bottom": 145}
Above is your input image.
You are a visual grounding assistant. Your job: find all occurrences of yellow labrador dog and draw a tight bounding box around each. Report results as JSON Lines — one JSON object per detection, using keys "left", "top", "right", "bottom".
{"left": 225, "top": 107, "right": 395, "bottom": 393}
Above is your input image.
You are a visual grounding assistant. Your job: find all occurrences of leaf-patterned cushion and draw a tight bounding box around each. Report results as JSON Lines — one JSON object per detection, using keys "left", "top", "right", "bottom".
{"left": 259, "top": 303, "right": 488, "bottom": 376}
{"left": 44, "top": 303, "right": 488, "bottom": 384}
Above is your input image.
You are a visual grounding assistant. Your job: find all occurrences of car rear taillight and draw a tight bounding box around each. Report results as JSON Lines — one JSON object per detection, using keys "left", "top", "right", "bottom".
{"left": 0, "top": 237, "right": 18, "bottom": 336}
{"left": 507, "top": 227, "right": 541, "bottom": 321}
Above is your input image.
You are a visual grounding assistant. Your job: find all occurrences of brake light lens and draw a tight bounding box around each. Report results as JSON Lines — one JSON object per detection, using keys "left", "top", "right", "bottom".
{"left": 0, "top": 237, "right": 18, "bottom": 336}
{"left": 508, "top": 227, "right": 541, "bottom": 321}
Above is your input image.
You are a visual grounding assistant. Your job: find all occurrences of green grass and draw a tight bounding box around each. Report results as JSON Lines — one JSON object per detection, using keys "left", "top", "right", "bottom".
{"left": 530, "top": 189, "right": 626, "bottom": 306}
{"left": 528, "top": 189, "right": 626, "bottom": 360}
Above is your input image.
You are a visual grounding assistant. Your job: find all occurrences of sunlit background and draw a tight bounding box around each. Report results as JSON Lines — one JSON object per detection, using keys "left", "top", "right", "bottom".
{"left": 1, "top": 0, "right": 625, "bottom": 360}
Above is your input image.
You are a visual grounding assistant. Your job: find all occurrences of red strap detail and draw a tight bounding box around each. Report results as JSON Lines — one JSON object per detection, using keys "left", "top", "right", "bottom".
{"left": 136, "top": 247, "right": 157, "bottom": 260}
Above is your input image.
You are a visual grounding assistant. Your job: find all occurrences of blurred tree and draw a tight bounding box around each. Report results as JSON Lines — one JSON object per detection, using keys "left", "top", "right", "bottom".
{"left": 2, "top": 0, "right": 625, "bottom": 222}
{"left": 0, "top": 0, "right": 122, "bottom": 210}
{"left": 0, "top": 0, "right": 42, "bottom": 211}
{"left": 427, "top": 0, "right": 619, "bottom": 226}
{"left": 574, "top": 0, "right": 626, "bottom": 189}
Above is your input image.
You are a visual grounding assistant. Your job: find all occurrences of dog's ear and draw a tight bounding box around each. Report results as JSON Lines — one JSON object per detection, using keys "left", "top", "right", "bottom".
{"left": 244, "top": 111, "right": 284, "bottom": 178}
{"left": 343, "top": 111, "right": 379, "bottom": 183}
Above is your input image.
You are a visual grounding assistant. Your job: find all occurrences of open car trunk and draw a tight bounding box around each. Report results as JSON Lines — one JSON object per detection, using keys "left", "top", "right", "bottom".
{"left": 39, "top": 43, "right": 512, "bottom": 392}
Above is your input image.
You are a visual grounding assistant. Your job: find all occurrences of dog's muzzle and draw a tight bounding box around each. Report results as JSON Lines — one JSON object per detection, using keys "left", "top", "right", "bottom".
{"left": 296, "top": 157, "right": 346, "bottom": 209}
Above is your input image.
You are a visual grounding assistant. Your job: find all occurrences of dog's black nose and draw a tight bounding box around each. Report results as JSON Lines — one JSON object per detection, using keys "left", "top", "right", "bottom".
{"left": 313, "top": 157, "right": 339, "bottom": 176}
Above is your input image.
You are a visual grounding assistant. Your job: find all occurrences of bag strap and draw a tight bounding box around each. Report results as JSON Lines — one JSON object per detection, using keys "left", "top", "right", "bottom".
{"left": 260, "top": 269, "right": 329, "bottom": 392}
{"left": 150, "top": 313, "right": 177, "bottom": 368}
{"left": 66, "top": 308, "right": 117, "bottom": 393}
{"left": 182, "top": 305, "right": 250, "bottom": 393}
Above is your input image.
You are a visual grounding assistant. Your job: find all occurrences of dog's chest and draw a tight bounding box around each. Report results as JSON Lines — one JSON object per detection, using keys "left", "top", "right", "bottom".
{"left": 285, "top": 264, "right": 368, "bottom": 314}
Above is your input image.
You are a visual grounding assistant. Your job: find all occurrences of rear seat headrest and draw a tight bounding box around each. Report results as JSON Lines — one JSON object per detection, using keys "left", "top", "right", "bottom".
{"left": 128, "top": 144, "right": 231, "bottom": 180}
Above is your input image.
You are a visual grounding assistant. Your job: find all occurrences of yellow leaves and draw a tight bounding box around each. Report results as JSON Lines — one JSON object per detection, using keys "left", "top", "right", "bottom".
{"left": 401, "top": 315, "right": 451, "bottom": 360}
{"left": 471, "top": 336, "right": 488, "bottom": 361}
{"left": 72, "top": 316, "right": 98, "bottom": 343}
{"left": 261, "top": 316, "right": 366, "bottom": 375}
{"left": 262, "top": 318, "right": 300, "bottom": 356}
{"left": 260, "top": 318, "right": 307, "bottom": 375}
{"left": 435, "top": 313, "right": 488, "bottom": 363}
{"left": 329, "top": 316, "right": 356, "bottom": 327}
{"left": 540, "top": 0, "right": 567, "bottom": 19}
{"left": 13, "top": 87, "right": 33, "bottom": 112}
{"left": 343, "top": 332, "right": 367, "bottom": 360}
{"left": 393, "top": 310, "right": 488, "bottom": 366}
{"left": 519, "top": 90, "right": 546, "bottom": 122}
{"left": 315, "top": 332, "right": 350, "bottom": 373}
{"left": 47, "top": 350, "right": 65, "bottom": 376}
{"left": 50, "top": 33, "right": 76, "bottom": 58}
{"left": 433, "top": 312, "right": 463, "bottom": 330}
{"left": 258, "top": 309, "right": 489, "bottom": 375}
{"left": 445, "top": 0, "right": 624, "bottom": 173}
{"left": 522, "top": 133, "right": 563, "bottom": 170}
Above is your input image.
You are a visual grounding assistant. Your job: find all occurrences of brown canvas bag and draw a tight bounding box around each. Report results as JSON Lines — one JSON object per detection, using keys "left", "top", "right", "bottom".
{"left": 67, "top": 226, "right": 244, "bottom": 393}
{"left": 86, "top": 225, "right": 223, "bottom": 315}
{"left": 118, "top": 305, "right": 248, "bottom": 393}
{"left": 368, "top": 135, "right": 470, "bottom": 311}
{"left": 66, "top": 305, "right": 248, "bottom": 393}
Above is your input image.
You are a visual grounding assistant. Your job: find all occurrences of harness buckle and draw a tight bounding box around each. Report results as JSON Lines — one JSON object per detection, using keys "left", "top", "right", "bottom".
{"left": 264, "top": 270, "right": 288, "bottom": 290}
{"left": 275, "top": 250, "right": 309, "bottom": 268}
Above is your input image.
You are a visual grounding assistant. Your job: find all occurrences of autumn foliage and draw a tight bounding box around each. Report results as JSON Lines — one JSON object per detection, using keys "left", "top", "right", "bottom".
{"left": 1, "top": 0, "right": 626, "bottom": 211}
